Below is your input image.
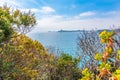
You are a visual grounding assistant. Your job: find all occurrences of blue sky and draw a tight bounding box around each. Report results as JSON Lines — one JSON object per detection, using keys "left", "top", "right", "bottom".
{"left": 1, "top": 0, "right": 120, "bottom": 32}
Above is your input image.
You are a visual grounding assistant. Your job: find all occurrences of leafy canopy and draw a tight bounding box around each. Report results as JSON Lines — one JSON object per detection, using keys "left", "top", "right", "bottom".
{"left": 0, "top": 5, "right": 36, "bottom": 43}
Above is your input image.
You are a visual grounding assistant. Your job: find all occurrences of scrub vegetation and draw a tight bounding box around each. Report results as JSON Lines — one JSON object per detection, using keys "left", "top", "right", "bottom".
{"left": 0, "top": 5, "right": 120, "bottom": 80}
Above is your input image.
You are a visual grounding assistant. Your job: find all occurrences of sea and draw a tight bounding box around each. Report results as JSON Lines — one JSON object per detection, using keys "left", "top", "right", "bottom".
{"left": 27, "top": 32, "right": 80, "bottom": 56}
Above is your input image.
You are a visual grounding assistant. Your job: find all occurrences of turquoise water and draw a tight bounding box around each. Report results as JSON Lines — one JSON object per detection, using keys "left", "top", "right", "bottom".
{"left": 28, "top": 32, "right": 80, "bottom": 56}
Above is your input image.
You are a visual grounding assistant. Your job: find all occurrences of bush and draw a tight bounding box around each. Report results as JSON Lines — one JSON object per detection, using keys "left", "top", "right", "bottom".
{"left": 80, "top": 30, "right": 120, "bottom": 80}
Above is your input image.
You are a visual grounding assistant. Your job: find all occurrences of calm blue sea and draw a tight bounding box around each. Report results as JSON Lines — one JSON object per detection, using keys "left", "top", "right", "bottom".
{"left": 27, "top": 32, "right": 80, "bottom": 56}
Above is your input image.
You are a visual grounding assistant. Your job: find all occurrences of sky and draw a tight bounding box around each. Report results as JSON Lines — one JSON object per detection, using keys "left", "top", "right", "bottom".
{"left": 0, "top": 0, "right": 120, "bottom": 32}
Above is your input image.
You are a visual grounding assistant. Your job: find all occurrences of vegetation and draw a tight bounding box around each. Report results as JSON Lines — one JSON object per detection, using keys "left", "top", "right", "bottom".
{"left": 0, "top": 5, "right": 82, "bottom": 80}
{"left": 0, "top": 5, "right": 120, "bottom": 80}
{"left": 80, "top": 30, "right": 120, "bottom": 80}
{"left": 77, "top": 30, "right": 103, "bottom": 69}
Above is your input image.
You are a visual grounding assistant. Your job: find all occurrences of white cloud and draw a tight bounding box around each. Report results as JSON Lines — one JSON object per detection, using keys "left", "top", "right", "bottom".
{"left": 0, "top": 0, "right": 22, "bottom": 8}
{"left": 79, "top": 11, "right": 96, "bottom": 17}
{"left": 105, "top": 11, "right": 117, "bottom": 15}
{"left": 0, "top": 0, "right": 55, "bottom": 14}
{"left": 102, "top": 11, "right": 119, "bottom": 16}
{"left": 18, "top": 6, "right": 55, "bottom": 15}
{"left": 18, "top": 8, "right": 39, "bottom": 13}
{"left": 32, "top": 15, "right": 63, "bottom": 32}
{"left": 40, "top": 6, "right": 55, "bottom": 14}
{"left": 31, "top": 11, "right": 120, "bottom": 32}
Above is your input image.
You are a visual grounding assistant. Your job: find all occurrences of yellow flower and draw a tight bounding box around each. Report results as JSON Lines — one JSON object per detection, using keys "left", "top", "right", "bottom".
{"left": 99, "top": 30, "right": 107, "bottom": 37}
{"left": 82, "top": 68, "right": 88, "bottom": 75}
{"left": 117, "top": 50, "right": 120, "bottom": 55}
{"left": 116, "top": 69, "right": 120, "bottom": 74}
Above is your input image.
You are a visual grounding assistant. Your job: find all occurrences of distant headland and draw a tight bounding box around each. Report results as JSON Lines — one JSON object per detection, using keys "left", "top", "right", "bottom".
{"left": 58, "top": 29, "right": 82, "bottom": 32}
{"left": 57, "top": 28, "right": 120, "bottom": 32}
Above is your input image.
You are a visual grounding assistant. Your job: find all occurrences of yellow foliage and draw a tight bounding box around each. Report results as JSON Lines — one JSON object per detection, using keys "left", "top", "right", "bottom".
{"left": 99, "top": 30, "right": 107, "bottom": 37}
{"left": 117, "top": 50, "right": 120, "bottom": 55}
{"left": 0, "top": 33, "right": 51, "bottom": 79}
